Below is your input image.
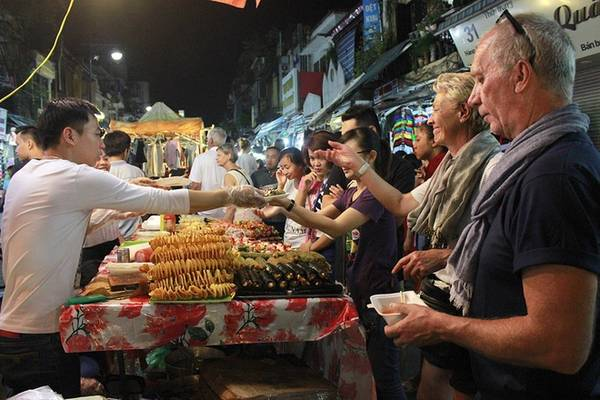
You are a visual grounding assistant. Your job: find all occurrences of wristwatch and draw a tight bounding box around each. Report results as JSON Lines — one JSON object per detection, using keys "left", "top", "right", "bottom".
{"left": 286, "top": 199, "right": 296, "bottom": 212}
{"left": 356, "top": 162, "right": 370, "bottom": 177}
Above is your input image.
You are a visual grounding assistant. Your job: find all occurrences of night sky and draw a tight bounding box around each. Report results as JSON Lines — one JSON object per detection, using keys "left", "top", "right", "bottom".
{"left": 60, "top": 0, "right": 358, "bottom": 123}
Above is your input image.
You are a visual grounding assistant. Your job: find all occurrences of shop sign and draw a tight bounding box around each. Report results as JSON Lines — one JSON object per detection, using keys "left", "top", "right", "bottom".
{"left": 363, "top": 0, "right": 383, "bottom": 50}
{"left": 0, "top": 108, "right": 7, "bottom": 140}
{"left": 449, "top": 0, "right": 600, "bottom": 66}
{"left": 331, "top": 5, "right": 363, "bottom": 38}
{"left": 282, "top": 69, "right": 299, "bottom": 116}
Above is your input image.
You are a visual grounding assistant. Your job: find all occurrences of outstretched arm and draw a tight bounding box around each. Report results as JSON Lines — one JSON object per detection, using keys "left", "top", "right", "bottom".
{"left": 315, "top": 141, "right": 419, "bottom": 218}
{"left": 272, "top": 197, "right": 367, "bottom": 238}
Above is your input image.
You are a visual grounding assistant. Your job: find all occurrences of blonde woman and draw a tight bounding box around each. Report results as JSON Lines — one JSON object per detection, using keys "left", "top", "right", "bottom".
{"left": 318, "top": 72, "right": 501, "bottom": 400}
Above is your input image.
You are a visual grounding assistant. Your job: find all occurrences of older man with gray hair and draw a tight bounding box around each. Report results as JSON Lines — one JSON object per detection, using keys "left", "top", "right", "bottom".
{"left": 384, "top": 12, "right": 600, "bottom": 399}
{"left": 189, "top": 126, "right": 228, "bottom": 219}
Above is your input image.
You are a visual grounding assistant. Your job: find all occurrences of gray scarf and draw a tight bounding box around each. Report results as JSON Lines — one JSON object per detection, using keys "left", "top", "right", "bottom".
{"left": 408, "top": 130, "right": 500, "bottom": 248}
{"left": 447, "top": 104, "right": 591, "bottom": 315}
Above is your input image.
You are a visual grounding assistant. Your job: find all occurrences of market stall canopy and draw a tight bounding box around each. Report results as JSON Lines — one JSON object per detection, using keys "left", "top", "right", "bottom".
{"left": 138, "top": 102, "right": 181, "bottom": 122}
{"left": 110, "top": 102, "right": 204, "bottom": 137}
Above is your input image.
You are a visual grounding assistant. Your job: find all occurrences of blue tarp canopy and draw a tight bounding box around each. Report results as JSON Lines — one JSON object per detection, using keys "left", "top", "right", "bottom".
{"left": 253, "top": 115, "right": 287, "bottom": 141}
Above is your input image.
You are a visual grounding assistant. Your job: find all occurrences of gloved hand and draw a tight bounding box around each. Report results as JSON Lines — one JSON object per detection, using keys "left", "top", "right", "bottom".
{"left": 226, "top": 185, "right": 266, "bottom": 208}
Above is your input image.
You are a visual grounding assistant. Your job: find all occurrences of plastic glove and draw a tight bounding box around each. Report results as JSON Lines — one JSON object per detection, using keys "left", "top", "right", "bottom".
{"left": 226, "top": 185, "right": 266, "bottom": 208}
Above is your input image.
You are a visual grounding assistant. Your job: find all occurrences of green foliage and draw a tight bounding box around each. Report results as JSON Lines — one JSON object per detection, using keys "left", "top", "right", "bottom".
{"left": 411, "top": 32, "right": 435, "bottom": 57}
{"left": 410, "top": 0, "right": 450, "bottom": 60}
{"left": 354, "top": 32, "right": 390, "bottom": 76}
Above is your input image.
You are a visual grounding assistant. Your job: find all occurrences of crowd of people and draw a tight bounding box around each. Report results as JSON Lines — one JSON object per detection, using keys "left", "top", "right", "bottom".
{"left": 0, "top": 12, "right": 598, "bottom": 400}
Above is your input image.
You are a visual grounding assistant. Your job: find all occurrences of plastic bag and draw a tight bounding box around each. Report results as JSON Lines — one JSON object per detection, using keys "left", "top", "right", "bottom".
{"left": 145, "top": 346, "right": 171, "bottom": 371}
{"left": 7, "top": 386, "right": 63, "bottom": 400}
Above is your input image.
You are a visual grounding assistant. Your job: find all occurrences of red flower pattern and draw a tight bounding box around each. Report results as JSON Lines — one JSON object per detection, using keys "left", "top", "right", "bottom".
{"left": 66, "top": 334, "right": 92, "bottom": 352}
{"left": 342, "top": 322, "right": 366, "bottom": 348}
{"left": 222, "top": 300, "right": 276, "bottom": 343}
{"left": 106, "top": 335, "right": 134, "bottom": 350}
{"left": 285, "top": 298, "right": 308, "bottom": 312}
{"left": 144, "top": 304, "right": 207, "bottom": 344}
{"left": 118, "top": 303, "right": 144, "bottom": 319}
{"left": 60, "top": 297, "right": 373, "bottom": 399}
{"left": 309, "top": 298, "right": 349, "bottom": 337}
{"left": 82, "top": 305, "right": 107, "bottom": 335}
{"left": 223, "top": 301, "right": 245, "bottom": 338}
{"left": 59, "top": 306, "right": 76, "bottom": 334}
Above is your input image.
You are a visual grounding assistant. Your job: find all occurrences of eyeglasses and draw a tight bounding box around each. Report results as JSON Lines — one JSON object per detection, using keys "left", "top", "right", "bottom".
{"left": 496, "top": 9, "right": 536, "bottom": 67}
{"left": 357, "top": 150, "right": 371, "bottom": 155}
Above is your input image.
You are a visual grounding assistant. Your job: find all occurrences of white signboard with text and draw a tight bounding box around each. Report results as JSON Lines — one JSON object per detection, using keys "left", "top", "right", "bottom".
{"left": 450, "top": 0, "right": 600, "bottom": 66}
{"left": 281, "top": 69, "right": 299, "bottom": 116}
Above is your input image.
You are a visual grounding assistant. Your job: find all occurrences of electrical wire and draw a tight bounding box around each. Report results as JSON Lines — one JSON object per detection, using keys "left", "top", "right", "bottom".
{"left": 0, "top": 0, "right": 75, "bottom": 105}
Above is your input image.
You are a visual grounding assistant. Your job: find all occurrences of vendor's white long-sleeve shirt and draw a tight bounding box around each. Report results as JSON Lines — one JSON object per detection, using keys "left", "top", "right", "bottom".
{"left": 0, "top": 159, "right": 190, "bottom": 333}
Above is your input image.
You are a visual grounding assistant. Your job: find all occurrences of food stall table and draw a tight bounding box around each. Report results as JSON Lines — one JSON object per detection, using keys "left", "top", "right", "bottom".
{"left": 59, "top": 295, "right": 375, "bottom": 399}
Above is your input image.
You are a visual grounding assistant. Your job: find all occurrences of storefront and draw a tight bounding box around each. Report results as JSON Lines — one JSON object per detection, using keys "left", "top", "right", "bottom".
{"left": 373, "top": 51, "right": 458, "bottom": 154}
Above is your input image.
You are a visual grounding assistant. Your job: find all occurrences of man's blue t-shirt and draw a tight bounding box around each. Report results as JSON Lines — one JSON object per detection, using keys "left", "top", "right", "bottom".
{"left": 470, "top": 133, "right": 600, "bottom": 399}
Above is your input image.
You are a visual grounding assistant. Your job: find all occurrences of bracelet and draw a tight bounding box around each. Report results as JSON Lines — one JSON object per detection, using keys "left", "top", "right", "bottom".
{"left": 286, "top": 199, "right": 296, "bottom": 212}
{"left": 356, "top": 162, "right": 370, "bottom": 177}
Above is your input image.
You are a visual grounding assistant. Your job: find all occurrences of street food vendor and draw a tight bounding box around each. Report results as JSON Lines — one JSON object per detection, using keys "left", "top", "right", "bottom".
{"left": 0, "top": 97, "right": 265, "bottom": 397}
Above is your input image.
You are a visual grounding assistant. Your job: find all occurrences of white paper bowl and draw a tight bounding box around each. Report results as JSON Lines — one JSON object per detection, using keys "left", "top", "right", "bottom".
{"left": 369, "top": 291, "right": 427, "bottom": 325}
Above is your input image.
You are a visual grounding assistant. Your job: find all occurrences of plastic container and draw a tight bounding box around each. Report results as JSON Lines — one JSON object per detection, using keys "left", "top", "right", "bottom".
{"left": 369, "top": 292, "right": 407, "bottom": 325}
{"left": 369, "top": 291, "right": 427, "bottom": 325}
{"left": 116, "top": 248, "right": 130, "bottom": 263}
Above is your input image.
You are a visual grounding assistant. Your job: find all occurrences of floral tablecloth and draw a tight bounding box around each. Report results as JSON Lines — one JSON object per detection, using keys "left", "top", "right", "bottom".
{"left": 59, "top": 296, "right": 375, "bottom": 399}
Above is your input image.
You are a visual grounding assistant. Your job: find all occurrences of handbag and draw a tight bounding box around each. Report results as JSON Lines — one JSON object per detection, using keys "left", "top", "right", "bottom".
{"left": 419, "top": 275, "right": 461, "bottom": 316}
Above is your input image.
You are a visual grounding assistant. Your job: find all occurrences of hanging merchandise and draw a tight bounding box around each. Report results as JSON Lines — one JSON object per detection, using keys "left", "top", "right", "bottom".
{"left": 165, "top": 138, "right": 180, "bottom": 170}
{"left": 145, "top": 139, "right": 165, "bottom": 178}
{"left": 186, "top": 142, "right": 200, "bottom": 168}
{"left": 391, "top": 107, "right": 415, "bottom": 154}
{"left": 128, "top": 138, "right": 147, "bottom": 170}
{"left": 413, "top": 104, "right": 428, "bottom": 127}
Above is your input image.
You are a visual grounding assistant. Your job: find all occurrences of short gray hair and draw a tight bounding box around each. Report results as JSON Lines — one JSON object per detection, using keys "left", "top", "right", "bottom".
{"left": 208, "top": 127, "right": 227, "bottom": 146}
{"left": 490, "top": 12, "right": 576, "bottom": 101}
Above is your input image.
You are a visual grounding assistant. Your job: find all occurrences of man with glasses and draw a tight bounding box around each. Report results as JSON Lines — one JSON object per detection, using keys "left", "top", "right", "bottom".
{"left": 0, "top": 98, "right": 265, "bottom": 397}
{"left": 384, "top": 12, "right": 600, "bottom": 398}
